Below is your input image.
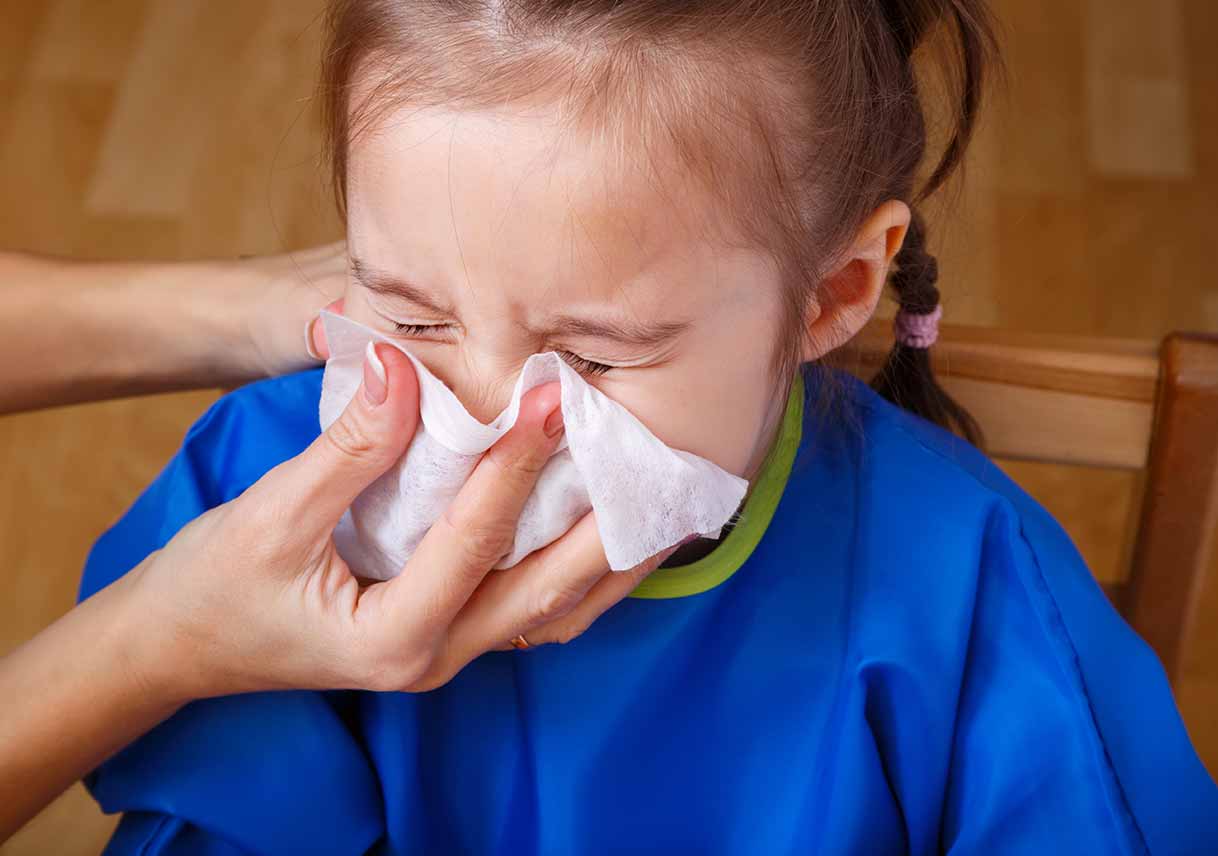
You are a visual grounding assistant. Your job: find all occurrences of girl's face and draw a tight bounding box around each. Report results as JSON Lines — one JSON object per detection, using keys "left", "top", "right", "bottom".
{"left": 343, "top": 104, "right": 791, "bottom": 481}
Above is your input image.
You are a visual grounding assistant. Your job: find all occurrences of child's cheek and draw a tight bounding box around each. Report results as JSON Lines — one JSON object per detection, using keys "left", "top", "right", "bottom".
{"left": 600, "top": 373, "right": 769, "bottom": 480}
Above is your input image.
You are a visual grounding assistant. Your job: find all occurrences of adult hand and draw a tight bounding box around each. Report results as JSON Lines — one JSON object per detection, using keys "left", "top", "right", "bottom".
{"left": 238, "top": 241, "right": 346, "bottom": 379}
{"left": 126, "top": 342, "right": 676, "bottom": 700}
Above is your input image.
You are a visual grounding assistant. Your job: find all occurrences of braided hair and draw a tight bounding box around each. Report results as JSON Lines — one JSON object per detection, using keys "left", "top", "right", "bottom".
{"left": 872, "top": 212, "right": 984, "bottom": 446}
{"left": 865, "top": 0, "right": 992, "bottom": 448}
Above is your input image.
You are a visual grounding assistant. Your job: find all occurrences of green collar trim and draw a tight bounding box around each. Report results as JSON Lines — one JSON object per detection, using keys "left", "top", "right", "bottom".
{"left": 628, "top": 372, "right": 805, "bottom": 600}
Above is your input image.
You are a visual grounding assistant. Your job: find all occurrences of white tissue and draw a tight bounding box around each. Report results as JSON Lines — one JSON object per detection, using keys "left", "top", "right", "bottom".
{"left": 318, "top": 311, "right": 748, "bottom": 579}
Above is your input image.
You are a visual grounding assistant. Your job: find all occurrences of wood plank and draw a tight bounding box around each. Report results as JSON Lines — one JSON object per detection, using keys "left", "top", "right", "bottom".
{"left": 948, "top": 376, "right": 1151, "bottom": 468}
{"left": 835, "top": 322, "right": 1159, "bottom": 468}
{"left": 844, "top": 320, "right": 1160, "bottom": 401}
{"left": 1125, "top": 334, "right": 1218, "bottom": 682}
{"left": 1085, "top": 0, "right": 1195, "bottom": 178}
{"left": 0, "top": 81, "right": 115, "bottom": 253}
{"left": 85, "top": 0, "right": 271, "bottom": 218}
{"left": 28, "top": 0, "right": 150, "bottom": 84}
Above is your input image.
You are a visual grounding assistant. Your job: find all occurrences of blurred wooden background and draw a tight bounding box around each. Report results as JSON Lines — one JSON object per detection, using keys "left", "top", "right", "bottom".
{"left": 1, "top": 0, "right": 1215, "bottom": 852}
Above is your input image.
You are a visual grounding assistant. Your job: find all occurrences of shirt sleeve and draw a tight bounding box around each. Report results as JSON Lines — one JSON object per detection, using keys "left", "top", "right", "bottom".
{"left": 941, "top": 498, "right": 1218, "bottom": 855}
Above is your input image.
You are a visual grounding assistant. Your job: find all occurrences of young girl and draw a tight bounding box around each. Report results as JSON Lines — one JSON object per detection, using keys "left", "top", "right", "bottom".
{"left": 79, "top": 0, "right": 1217, "bottom": 853}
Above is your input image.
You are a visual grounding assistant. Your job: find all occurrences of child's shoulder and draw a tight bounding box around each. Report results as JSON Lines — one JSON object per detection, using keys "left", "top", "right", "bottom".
{"left": 182, "top": 368, "right": 325, "bottom": 497}
{"left": 834, "top": 366, "right": 1023, "bottom": 504}
{"left": 199, "top": 368, "right": 324, "bottom": 441}
{"left": 808, "top": 367, "right": 1124, "bottom": 669}
{"left": 815, "top": 368, "right": 1218, "bottom": 851}
{"left": 812, "top": 365, "right": 1070, "bottom": 555}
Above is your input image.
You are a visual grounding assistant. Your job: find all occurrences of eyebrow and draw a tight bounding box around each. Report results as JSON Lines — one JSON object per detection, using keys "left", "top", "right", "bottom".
{"left": 350, "top": 257, "right": 452, "bottom": 315}
{"left": 350, "top": 256, "right": 691, "bottom": 348}
{"left": 543, "top": 313, "right": 691, "bottom": 348}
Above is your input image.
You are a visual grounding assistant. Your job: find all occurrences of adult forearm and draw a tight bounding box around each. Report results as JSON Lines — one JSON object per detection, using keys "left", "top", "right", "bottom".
{"left": 0, "top": 250, "right": 259, "bottom": 414}
{"left": 0, "top": 566, "right": 183, "bottom": 842}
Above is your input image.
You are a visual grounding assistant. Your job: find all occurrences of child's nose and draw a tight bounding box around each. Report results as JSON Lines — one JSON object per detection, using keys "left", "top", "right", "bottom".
{"left": 429, "top": 343, "right": 536, "bottom": 424}
{"left": 459, "top": 389, "right": 509, "bottom": 424}
{"left": 447, "top": 367, "right": 520, "bottom": 425}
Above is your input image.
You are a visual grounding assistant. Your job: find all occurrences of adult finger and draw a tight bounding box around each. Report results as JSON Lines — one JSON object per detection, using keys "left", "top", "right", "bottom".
{"left": 385, "top": 381, "right": 564, "bottom": 627}
{"left": 438, "top": 511, "right": 607, "bottom": 669}
{"left": 249, "top": 342, "right": 418, "bottom": 538}
{"left": 508, "top": 541, "right": 681, "bottom": 649}
{"left": 305, "top": 298, "right": 344, "bottom": 361}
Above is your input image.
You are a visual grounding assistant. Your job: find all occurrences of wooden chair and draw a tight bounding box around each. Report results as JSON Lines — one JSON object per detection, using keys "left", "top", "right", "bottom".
{"left": 834, "top": 321, "right": 1218, "bottom": 685}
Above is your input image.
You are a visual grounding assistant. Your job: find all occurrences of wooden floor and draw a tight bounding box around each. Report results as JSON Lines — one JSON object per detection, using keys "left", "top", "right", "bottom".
{"left": 1, "top": 1, "right": 1215, "bottom": 852}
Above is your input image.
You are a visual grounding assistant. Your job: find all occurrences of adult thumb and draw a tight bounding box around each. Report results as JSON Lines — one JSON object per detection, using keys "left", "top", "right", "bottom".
{"left": 251, "top": 343, "right": 420, "bottom": 538}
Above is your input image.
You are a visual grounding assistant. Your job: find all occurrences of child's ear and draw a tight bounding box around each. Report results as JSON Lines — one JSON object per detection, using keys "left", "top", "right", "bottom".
{"left": 799, "top": 200, "right": 911, "bottom": 362}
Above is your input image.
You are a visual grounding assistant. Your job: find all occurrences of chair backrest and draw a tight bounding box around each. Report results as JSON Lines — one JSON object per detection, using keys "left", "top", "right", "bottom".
{"left": 833, "top": 320, "right": 1218, "bottom": 685}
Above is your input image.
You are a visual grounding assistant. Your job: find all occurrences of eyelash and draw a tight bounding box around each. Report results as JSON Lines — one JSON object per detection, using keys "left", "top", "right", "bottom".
{"left": 392, "top": 322, "right": 614, "bottom": 376}
{"left": 560, "top": 353, "right": 613, "bottom": 376}
{"left": 393, "top": 322, "right": 441, "bottom": 337}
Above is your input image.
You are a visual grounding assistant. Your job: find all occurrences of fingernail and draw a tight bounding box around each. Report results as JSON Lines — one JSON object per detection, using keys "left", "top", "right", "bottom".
{"left": 543, "top": 405, "right": 564, "bottom": 438}
{"left": 363, "top": 341, "right": 388, "bottom": 406}
{"left": 304, "top": 317, "right": 323, "bottom": 361}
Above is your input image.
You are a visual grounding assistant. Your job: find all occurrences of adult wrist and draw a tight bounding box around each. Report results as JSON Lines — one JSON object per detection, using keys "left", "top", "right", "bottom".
{"left": 67, "top": 255, "right": 258, "bottom": 393}
{"left": 103, "top": 557, "right": 202, "bottom": 712}
{"left": 158, "top": 257, "right": 268, "bottom": 385}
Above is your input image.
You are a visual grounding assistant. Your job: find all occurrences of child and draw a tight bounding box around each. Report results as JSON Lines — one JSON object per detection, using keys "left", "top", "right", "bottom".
{"left": 80, "top": 0, "right": 1217, "bottom": 853}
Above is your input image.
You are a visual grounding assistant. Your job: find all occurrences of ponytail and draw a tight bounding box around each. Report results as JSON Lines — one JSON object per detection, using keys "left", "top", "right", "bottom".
{"left": 868, "top": 0, "right": 997, "bottom": 448}
{"left": 881, "top": 0, "right": 995, "bottom": 201}
{"left": 871, "top": 212, "right": 984, "bottom": 446}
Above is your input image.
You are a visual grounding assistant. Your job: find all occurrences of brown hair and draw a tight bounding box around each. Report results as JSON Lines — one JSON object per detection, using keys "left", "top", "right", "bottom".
{"left": 319, "top": 0, "right": 996, "bottom": 445}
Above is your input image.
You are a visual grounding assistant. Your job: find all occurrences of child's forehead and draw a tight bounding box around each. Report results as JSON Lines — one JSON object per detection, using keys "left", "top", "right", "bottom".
{"left": 348, "top": 102, "right": 753, "bottom": 260}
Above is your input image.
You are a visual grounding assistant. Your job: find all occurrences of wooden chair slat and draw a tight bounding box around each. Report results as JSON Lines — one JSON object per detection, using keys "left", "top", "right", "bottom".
{"left": 1125, "top": 334, "right": 1218, "bottom": 682}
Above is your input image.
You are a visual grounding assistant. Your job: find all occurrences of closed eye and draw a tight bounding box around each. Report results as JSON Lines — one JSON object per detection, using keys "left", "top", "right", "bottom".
{"left": 392, "top": 322, "right": 613, "bottom": 376}
{"left": 559, "top": 352, "right": 613, "bottom": 376}
{"left": 393, "top": 321, "right": 446, "bottom": 336}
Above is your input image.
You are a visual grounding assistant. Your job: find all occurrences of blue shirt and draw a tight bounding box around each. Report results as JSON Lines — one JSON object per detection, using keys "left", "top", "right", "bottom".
{"left": 79, "top": 365, "right": 1218, "bottom": 855}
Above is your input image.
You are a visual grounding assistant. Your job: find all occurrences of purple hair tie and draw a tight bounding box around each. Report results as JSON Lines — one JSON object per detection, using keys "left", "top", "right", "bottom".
{"left": 894, "top": 303, "right": 943, "bottom": 350}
